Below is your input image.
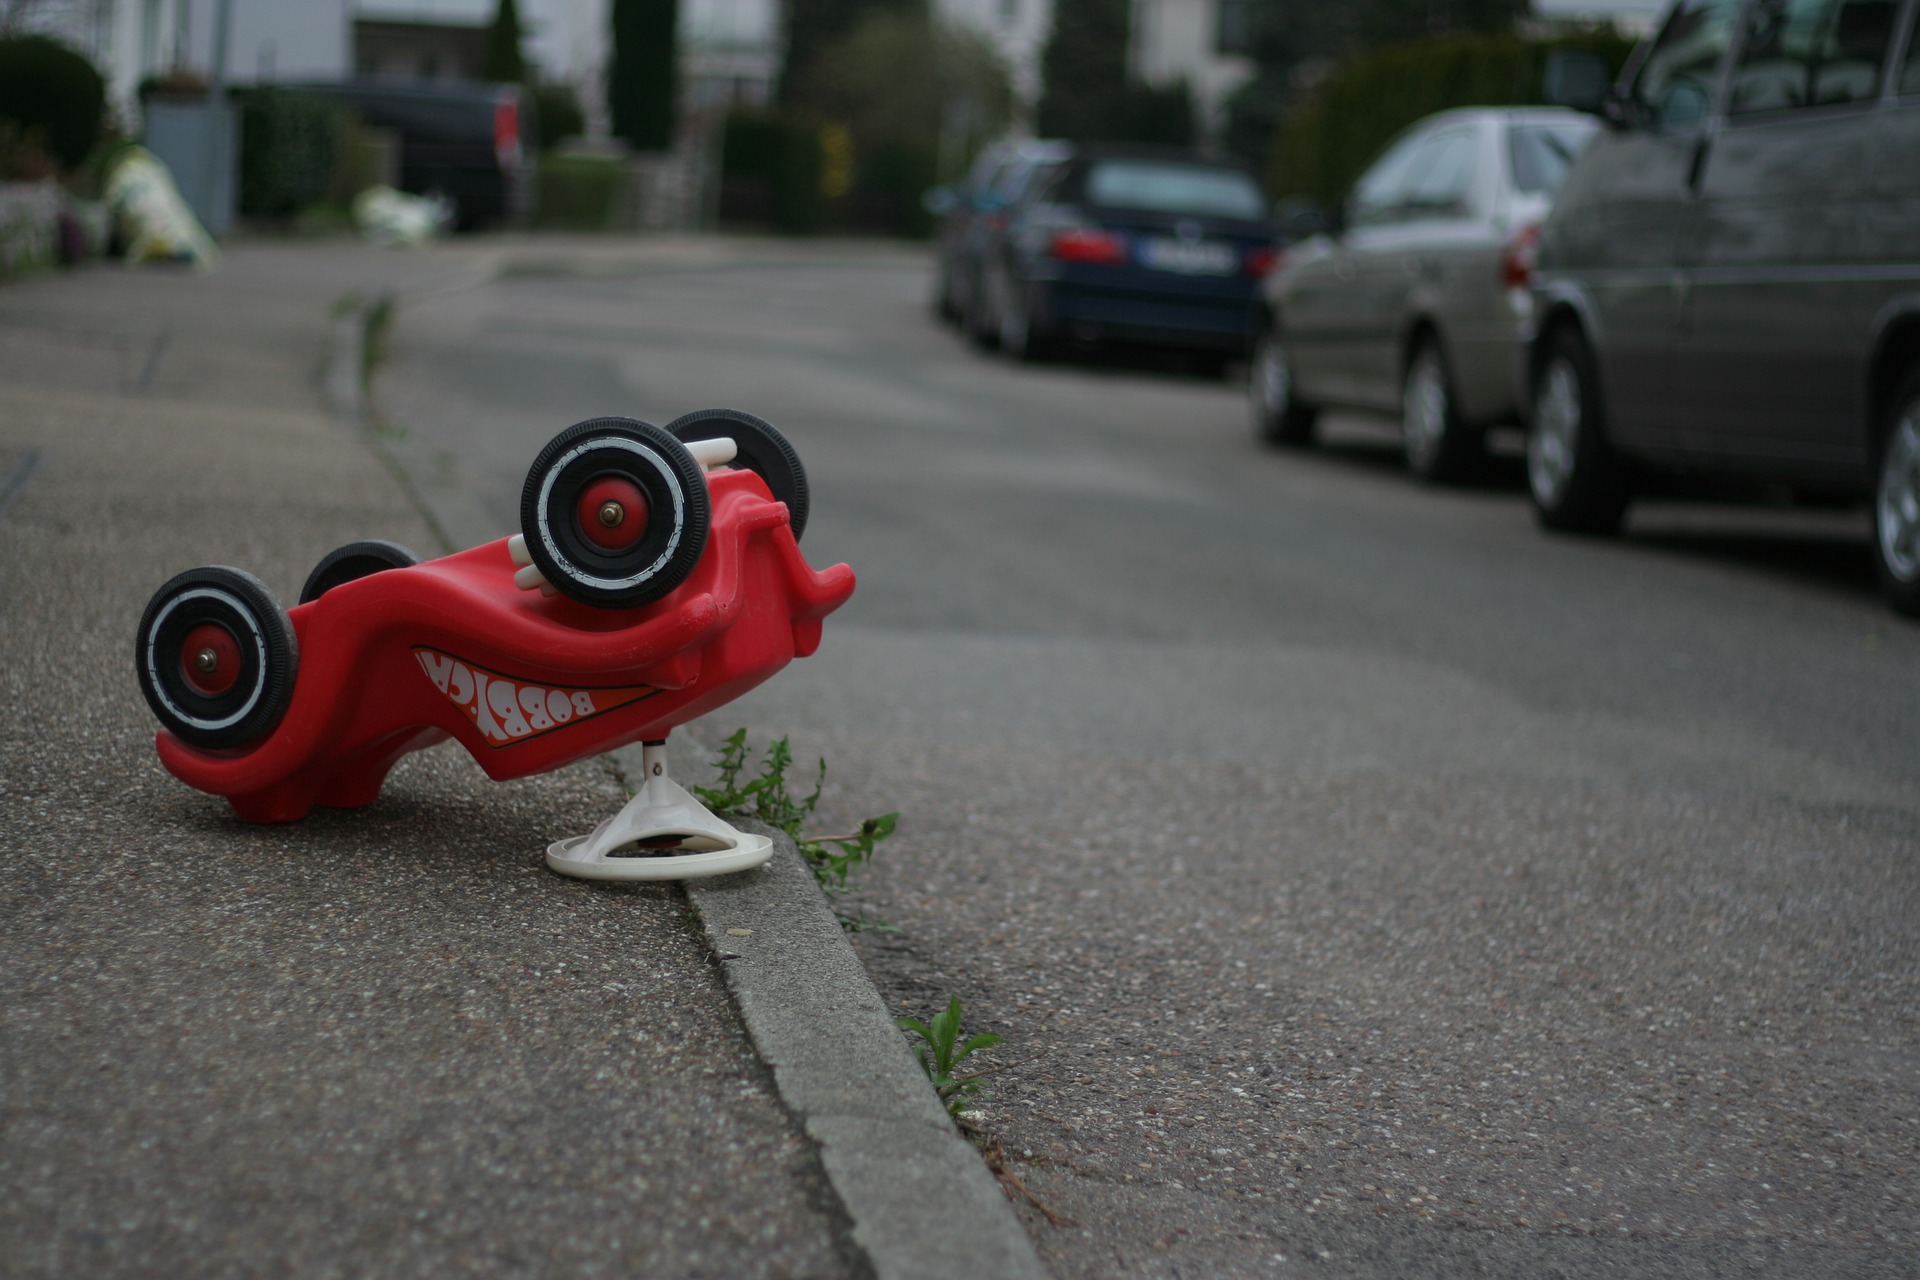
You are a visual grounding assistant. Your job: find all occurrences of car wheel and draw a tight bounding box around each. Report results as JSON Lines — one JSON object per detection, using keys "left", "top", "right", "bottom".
{"left": 665, "top": 407, "right": 811, "bottom": 541}
{"left": 965, "top": 267, "right": 1000, "bottom": 350}
{"left": 520, "top": 417, "right": 711, "bottom": 609}
{"left": 1249, "top": 330, "right": 1318, "bottom": 447}
{"left": 997, "top": 282, "right": 1050, "bottom": 364}
{"left": 136, "top": 566, "right": 299, "bottom": 751}
{"left": 299, "top": 539, "right": 422, "bottom": 605}
{"left": 1527, "top": 326, "right": 1630, "bottom": 534}
{"left": 1401, "top": 336, "right": 1482, "bottom": 483}
{"left": 1872, "top": 368, "right": 1920, "bottom": 617}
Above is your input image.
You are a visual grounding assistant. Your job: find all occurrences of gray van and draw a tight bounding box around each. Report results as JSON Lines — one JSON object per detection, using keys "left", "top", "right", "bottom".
{"left": 1528, "top": 0, "right": 1920, "bottom": 615}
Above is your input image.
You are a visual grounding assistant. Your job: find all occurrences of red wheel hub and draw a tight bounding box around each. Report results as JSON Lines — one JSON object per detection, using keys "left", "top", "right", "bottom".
{"left": 180, "top": 622, "right": 242, "bottom": 696}
{"left": 577, "top": 476, "right": 650, "bottom": 551}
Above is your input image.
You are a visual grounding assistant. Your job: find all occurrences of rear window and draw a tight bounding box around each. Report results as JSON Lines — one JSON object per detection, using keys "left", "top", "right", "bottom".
{"left": 1084, "top": 161, "right": 1267, "bottom": 220}
{"left": 1507, "top": 122, "right": 1597, "bottom": 194}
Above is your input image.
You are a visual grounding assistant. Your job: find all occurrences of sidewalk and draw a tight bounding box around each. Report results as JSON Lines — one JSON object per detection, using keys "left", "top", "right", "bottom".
{"left": 0, "top": 243, "right": 888, "bottom": 1278}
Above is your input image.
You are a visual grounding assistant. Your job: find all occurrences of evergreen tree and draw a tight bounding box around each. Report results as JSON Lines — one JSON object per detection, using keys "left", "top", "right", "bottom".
{"left": 483, "top": 0, "right": 526, "bottom": 83}
{"left": 1035, "top": 0, "right": 1129, "bottom": 141}
{"left": 1035, "top": 0, "right": 1194, "bottom": 146}
{"left": 609, "top": 0, "right": 678, "bottom": 152}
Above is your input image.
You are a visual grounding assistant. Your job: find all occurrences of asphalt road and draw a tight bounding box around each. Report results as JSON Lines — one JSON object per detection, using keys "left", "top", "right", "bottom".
{"left": 377, "top": 239, "right": 1920, "bottom": 1279}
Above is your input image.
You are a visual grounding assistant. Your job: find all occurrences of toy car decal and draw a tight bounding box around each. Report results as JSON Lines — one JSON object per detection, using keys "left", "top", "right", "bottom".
{"left": 414, "top": 647, "right": 656, "bottom": 748}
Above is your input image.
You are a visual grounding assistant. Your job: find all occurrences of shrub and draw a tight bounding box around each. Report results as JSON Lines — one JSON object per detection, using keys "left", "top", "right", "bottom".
{"left": 535, "top": 153, "right": 625, "bottom": 229}
{"left": 238, "top": 89, "right": 342, "bottom": 217}
{"left": 1267, "top": 28, "right": 1637, "bottom": 205}
{"left": 0, "top": 35, "right": 107, "bottom": 172}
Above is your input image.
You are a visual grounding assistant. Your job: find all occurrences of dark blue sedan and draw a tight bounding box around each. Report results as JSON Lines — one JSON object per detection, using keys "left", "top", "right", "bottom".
{"left": 979, "top": 146, "right": 1277, "bottom": 367}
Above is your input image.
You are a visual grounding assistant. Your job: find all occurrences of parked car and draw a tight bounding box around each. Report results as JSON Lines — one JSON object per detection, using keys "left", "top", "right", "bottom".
{"left": 311, "top": 79, "right": 534, "bottom": 230}
{"left": 977, "top": 145, "right": 1277, "bottom": 365}
{"left": 1249, "top": 107, "right": 1599, "bottom": 481}
{"left": 1527, "top": 0, "right": 1920, "bottom": 615}
{"left": 927, "top": 139, "right": 1074, "bottom": 333}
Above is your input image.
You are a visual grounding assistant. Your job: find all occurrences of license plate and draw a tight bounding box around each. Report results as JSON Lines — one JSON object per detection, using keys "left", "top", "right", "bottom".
{"left": 1138, "top": 238, "right": 1236, "bottom": 275}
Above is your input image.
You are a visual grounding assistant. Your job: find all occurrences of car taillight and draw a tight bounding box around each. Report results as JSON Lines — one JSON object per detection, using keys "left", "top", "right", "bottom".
{"left": 494, "top": 97, "right": 522, "bottom": 172}
{"left": 1051, "top": 227, "right": 1129, "bottom": 265}
{"left": 1245, "top": 245, "right": 1281, "bottom": 277}
{"left": 1500, "top": 222, "right": 1541, "bottom": 289}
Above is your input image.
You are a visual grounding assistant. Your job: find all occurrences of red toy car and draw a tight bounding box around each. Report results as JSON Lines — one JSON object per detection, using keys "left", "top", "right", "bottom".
{"left": 135, "top": 411, "right": 854, "bottom": 880}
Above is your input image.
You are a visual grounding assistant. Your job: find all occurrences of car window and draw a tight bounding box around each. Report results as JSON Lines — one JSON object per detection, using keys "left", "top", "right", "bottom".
{"left": 1508, "top": 120, "right": 1599, "bottom": 193}
{"left": 1083, "top": 161, "right": 1267, "bottom": 219}
{"left": 1402, "top": 129, "right": 1479, "bottom": 216}
{"left": 1349, "top": 131, "right": 1432, "bottom": 227}
{"left": 1632, "top": 0, "right": 1741, "bottom": 129}
{"left": 1729, "top": 0, "right": 1896, "bottom": 113}
{"left": 1814, "top": 0, "right": 1897, "bottom": 103}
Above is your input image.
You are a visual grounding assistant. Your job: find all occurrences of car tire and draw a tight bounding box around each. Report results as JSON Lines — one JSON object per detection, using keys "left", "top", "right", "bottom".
{"left": 997, "top": 282, "right": 1051, "bottom": 364}
{"left": 1527, "top": 326, "right": 1631, "bottom": 534}
{"left": 299, "top": 539, "right": 422, "bottom": 605}
{"left": 1872, "top": 367, "right": 1920, "bottom": 617}
{"left": 965, "top": 267, "right": 1000, "bottom": 350}
{"left": 1401, "top": 336, "right": 1483, "bottom": 483}
{"left": 136, "top": 565, "right": 299, "bottom": 751}
{"left": 1249, "top": 330, "right": 1318, "bottom": 448}
{"left": 520, "top": 417, "right": 711, "bottom": 609}
{"left": 665, "top": 407, "right": 811, "bottom": 541}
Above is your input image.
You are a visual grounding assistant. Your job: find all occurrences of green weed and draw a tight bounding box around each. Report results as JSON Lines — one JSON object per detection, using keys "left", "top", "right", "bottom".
{"left": 898, "top": 996, "right": 1002, "bottom": 1121}
{"left": 695, "top": 729, "right": 898, "bottom": 930}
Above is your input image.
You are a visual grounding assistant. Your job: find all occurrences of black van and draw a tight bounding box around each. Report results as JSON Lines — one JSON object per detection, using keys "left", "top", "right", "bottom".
{"left": 1527, "top": 0, "right": 1920, "bottom": 615}
{"left": 315, "top": 79, "right": 534, "bottom": 230}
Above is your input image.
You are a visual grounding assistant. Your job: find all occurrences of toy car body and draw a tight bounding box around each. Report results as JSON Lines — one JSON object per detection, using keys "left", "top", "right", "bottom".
{"left": 137, "top": 413, "right": 853, "bottom": 841}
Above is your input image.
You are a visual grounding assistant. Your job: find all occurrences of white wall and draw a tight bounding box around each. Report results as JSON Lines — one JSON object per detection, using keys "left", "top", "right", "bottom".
{"left": 1130, "top": 0, "right": 1251, "bottom": 140}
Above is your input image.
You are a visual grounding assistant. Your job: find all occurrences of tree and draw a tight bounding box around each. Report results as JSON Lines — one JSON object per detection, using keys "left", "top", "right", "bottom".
{"left": 1220, "top": 0, "right": 1530, "bottom": 165}
{"left": 609, "top": 0, "right": 677, "bottom": 152}
{"left": 779, "top": 0, "right": 919, "bottom": 107}
{"left": 482, "top": 0, "right": 526, "bottom": 83}
{"left": 1035, "top": 0, "right": 1194, "bottom": 146}
{"left": 797, "top": 11, "right": 1014, "bottom": 233}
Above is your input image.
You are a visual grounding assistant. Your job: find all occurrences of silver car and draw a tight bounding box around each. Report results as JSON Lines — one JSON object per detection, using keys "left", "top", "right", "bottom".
{"left": 1249, "top": 107, "right": 1599, "bottom": 482}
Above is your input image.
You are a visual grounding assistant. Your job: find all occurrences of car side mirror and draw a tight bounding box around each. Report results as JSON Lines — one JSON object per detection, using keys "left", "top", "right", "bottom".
{"left": 1273, "top": 196, "right": 1339, "bottom": 242}
{"left": 1543, "top": 50, "right": 1613, "bottom": 114}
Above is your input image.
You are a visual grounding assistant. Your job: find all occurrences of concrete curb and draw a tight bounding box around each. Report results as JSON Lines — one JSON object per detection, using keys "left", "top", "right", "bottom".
{"left": 331, "top": 292, "right": 1048, "bottom": 1280}
{"left": 325, "top": 293, "right": 499, "bottom": 554}
{"left": 620, "top": 738, "right": 1049, "bottom": 1280}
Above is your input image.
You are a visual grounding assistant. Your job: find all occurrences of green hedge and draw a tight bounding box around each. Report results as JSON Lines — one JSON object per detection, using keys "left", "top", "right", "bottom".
{"left": 535, "top": 154, "right": 625, "bottom": 230}
{"left": 0, "top": 35, "right": 106, "bottom": 172}
{"left": 1268, "top": 29, "right": 1636, "bottom": 205}
{"left": 238, "top": 89, "right": 342, "bottom": 217}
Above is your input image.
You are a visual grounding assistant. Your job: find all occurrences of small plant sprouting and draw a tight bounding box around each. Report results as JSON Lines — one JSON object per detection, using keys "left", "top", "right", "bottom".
{"left": 898, "top": 996, "right": 1002, "bottom": 1121}
{"left": 694, "top": 729, "right": 898, "bottom": 930}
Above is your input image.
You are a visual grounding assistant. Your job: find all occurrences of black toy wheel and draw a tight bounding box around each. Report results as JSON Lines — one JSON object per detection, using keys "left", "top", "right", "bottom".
{"left": 664, "top": 407, "right": 811, "bottom": 541}
{"left": 299, "top": 539, "right": 422, "bottom": 604}
{"left": 520, "top": 417, "right": 711, "bottom": 609}
{"left": 136, "top": 566, "right": 299, "bottom": 751}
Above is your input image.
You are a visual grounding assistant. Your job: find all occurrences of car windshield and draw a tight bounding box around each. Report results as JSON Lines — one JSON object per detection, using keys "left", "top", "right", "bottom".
{"left": 1508, "top": 121, "right": 1599, "bottom": 194}
{"left": 1084, "top": 161, "right": 1267, "bottom": 219}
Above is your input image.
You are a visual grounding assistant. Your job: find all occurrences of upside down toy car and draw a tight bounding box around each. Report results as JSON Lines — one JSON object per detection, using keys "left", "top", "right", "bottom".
{"left": 134, "top": 410, "right": 854, "bottom": 881}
